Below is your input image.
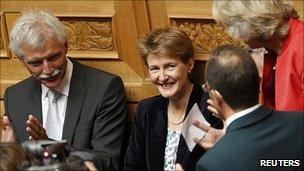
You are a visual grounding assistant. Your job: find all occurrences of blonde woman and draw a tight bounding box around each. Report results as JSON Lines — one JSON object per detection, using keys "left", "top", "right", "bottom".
{"left": 213, "top": 0, "right": 304, "bottom": 111}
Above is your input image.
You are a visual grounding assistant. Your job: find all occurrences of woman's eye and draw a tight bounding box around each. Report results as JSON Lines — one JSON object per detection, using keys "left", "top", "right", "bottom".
{"left": 149, "top": 67, "right": 159, "bottom": 73}
{"left": 149, "top": 67, "right": 156, "bottom": 71}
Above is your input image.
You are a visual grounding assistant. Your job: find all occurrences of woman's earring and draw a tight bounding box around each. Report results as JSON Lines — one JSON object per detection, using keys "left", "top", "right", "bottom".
{"left": 188, "top": 70, "right": 191, "bottom": 74}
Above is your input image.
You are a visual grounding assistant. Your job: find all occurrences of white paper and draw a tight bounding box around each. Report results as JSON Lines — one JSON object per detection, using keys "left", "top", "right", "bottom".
{"left": 182, "top": 103, "right": 210, "bottom": 152}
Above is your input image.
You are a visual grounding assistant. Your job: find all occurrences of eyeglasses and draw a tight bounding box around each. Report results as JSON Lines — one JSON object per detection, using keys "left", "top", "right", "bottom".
{"left": 243, "top": 46, "right": 268, "bottom": 55}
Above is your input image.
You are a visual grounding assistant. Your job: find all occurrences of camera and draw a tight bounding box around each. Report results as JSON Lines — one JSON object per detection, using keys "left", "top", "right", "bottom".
{"left": 20, "top": 140, "right": 90, "bottom": 171}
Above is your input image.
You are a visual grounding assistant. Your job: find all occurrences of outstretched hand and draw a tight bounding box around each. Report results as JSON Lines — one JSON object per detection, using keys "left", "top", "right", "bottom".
{"left": 26, "top": 115, "right": 49, "bottom": 140}
{"left": 192, "top": 119, "right": 227, "bottom": 150}
{"left": 1, "top": 116, "right": 16, "bottom": 142}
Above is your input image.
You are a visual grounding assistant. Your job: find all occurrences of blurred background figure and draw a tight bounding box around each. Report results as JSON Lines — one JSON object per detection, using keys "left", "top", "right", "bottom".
{"left": 213, "top": 0, "right": 303, "bottom": 111}
{"left": 0, "top": 143, "right": 27, "bottom": 171}
{"left": 124, "top": 28, "right": 222, "bottom": 171}
{"left": 0, "top": 140, "right": 98, "bottom": 171}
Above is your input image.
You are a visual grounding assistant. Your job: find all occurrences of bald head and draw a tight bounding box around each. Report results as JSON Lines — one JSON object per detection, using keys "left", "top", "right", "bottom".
{"left": 205, "top": 45, "right": 260, "bottom": 110}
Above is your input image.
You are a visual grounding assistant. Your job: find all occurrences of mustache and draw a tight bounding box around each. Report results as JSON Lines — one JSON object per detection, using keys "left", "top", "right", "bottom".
{"left": 153, "top": 80, "right": 175, "bottom": 85}
{"left": 38, "top": 69, "right": 61, "bottom": 79}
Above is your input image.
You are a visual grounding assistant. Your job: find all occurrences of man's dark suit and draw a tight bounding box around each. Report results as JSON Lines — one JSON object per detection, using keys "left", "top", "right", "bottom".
{"left": 4, "top": 59, "right": 128, "bottom": 171}
{"left": 196, "top": 106, "right": 304, "bottom": 171}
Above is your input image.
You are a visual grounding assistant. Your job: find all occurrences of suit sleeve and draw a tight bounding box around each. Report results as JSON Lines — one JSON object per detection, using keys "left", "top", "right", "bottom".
{"left": 124, "top": 102, "right": 147, "bottom": 171}
{"left": 3, "top": 87, "right": 20, "bottom": 142}
{"left": 4, "top": 88, "right": 9, "bottom": 115}
{"left": 91, "top": 76, "right": 128, "bottom": 171}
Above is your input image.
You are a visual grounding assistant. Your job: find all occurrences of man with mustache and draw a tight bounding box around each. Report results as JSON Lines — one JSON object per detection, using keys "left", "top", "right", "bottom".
{"left": 1, "top": 10, "right": 128, "bottom": 171}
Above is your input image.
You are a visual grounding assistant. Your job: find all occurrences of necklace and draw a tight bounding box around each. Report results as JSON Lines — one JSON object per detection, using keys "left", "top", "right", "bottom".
{"left": 168, "top": 104, "right": 186, "bottom": 125}
{"left": 167, "top": 84, "right": 193, "bottom": 125}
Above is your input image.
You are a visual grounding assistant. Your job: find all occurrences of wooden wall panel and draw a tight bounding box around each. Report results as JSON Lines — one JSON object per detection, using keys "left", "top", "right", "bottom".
{"left": 294, "top": 0, "right": 303, "bottom": 19}
{"left": 171, "top": 19, "right": 243, "bottom": 61}
{"left": 0, "top": 14, "right": 7, "bottom": 58}
{"left": 1, "top": 1, "right": 115, "bottom": 17}
{"left": 0, "top": 12, "right": 16, "bottom": 58}
{"left": 0, "top": 0, "right": 303, "bottom": 118}
{"left": 146, "top": 0, "right": 169, "bottom": 29}
{"left": 0, "top": 0, "right": 157, "bottom": 105}
{"left": 166, "top": 1, "right": 213, "bottom": 19}
{"left": 61, "top": 17, "right": 119, "bottom": 59}
{"left": 0, "top": 101, "right": 4, "bottom": 116}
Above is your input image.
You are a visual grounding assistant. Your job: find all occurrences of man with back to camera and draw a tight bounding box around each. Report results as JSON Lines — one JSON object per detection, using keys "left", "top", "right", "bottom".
{"left": 195, "top": 45, "right": 303, "bottom": 171}
{"left": 0, "top": 10, "right": 128, "bottom": 171}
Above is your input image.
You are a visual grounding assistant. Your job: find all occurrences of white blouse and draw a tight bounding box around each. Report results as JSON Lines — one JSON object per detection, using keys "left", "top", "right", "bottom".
{"left": 164, "top": 129, "right": 181, "bottom": 171}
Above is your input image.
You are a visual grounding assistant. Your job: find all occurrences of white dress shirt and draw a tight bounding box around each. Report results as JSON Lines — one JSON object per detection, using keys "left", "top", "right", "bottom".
{"left": 41, "top": 58, "right": 73, "bottom": 140}
{"left": 226, "top": 104, "right": 261, "bottom": 127}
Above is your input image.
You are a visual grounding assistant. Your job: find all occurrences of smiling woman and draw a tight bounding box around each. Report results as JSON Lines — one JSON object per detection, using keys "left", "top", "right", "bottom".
{"left": 124, "top": 28, "right": 222, "bottom": 171}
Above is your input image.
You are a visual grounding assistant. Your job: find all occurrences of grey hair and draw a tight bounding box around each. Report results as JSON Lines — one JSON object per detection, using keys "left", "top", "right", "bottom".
{"left": 9, "top": 10, "right": 67, "bottom": 60}
{"left": 212, "top": 0, "right": 299, "bottom": 41}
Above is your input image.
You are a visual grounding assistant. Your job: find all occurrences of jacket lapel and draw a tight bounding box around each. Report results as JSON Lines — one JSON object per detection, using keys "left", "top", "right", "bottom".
{"left": 176, "top": 82, "right": 205, "bottom": 167}
{"left": 149, "top": 98, "right": 168, "bottom": 170}
{"left": 18, "top": 79, "right": 43, "bottom": 142}
{"left": 28, "top": 79, "right": 42, "bottom": 122}
{"left": 62, "top": 60, "right": 86, "bottom": 142}
{"left": 227, "top": 106, "right": 273, "bottom": 133}
{"left": 186, "top": 83, "right": 203, "bottom": 115}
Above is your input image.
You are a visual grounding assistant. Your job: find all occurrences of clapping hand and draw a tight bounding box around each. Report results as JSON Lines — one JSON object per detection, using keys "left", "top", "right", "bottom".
{"left": 1, "top": 116, "right": 15, "bottom": 142}
{"left": 26, "top": 115, "right": 49, "bottom": 140}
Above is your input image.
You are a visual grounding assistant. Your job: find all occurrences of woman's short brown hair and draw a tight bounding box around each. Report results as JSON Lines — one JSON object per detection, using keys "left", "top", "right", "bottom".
{"left": 137, "top": 28, "right": 194, "bottom": 65}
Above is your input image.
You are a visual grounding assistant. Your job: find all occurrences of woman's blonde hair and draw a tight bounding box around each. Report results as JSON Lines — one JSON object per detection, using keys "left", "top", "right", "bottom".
{"left": 212, "top": 0, "right": 299, "bottom": 41}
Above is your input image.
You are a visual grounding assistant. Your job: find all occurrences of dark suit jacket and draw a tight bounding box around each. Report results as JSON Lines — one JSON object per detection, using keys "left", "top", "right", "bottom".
{"left": 4, "top": 59, "right": 128, "bottom": 171}
{"left": 124, "top": 82, "right": 223, "bottom": 171}
{"left": 196, "top": 106, "right": 304, "bottom": 171}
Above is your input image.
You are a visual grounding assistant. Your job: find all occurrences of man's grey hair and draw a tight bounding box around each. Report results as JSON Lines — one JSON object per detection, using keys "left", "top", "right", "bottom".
{"left": 9, "top": 10, "right": 67, "bottom": 60}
